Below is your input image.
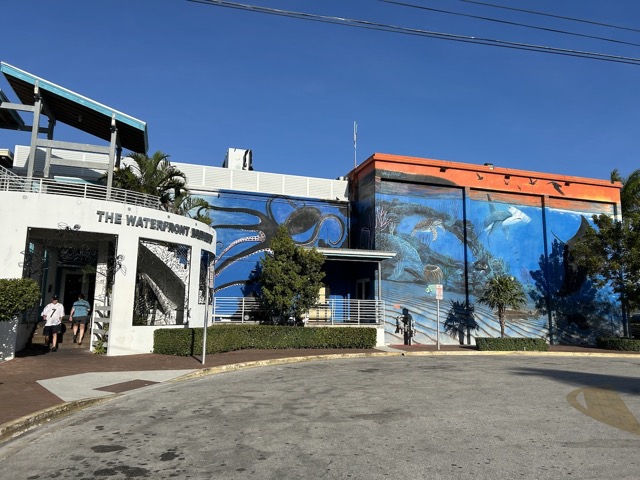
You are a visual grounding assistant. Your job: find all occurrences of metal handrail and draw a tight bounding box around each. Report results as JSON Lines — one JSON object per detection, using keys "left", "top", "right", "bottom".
{"left": 0, "top": 165, "right": 162, "bottom": 209}
{"left": 212, "top": 297, "right": 385, "bottom": 325}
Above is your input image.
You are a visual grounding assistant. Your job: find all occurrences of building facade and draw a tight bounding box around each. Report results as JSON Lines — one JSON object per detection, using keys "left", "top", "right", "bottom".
{"left": 1, "top": 63, "right": 624, "bottom": 356}
{"left": 179, "top": 151, "right": 623, "bottom": 347}
{"left": 350, "top": 154, "right": 622, "bottom": 345}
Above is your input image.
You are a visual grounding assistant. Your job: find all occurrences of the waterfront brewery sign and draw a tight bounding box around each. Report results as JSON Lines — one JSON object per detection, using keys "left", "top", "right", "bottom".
{"left": 95, "top": 210, "right": 214, "bottom": 244}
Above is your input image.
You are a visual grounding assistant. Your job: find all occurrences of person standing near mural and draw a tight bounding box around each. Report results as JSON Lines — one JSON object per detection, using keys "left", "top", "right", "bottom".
{"left": 70, "top": 293, "right": 91, "bottom": 346}
{"left": 42, "top": 295, "right": 65, "bottom": 352}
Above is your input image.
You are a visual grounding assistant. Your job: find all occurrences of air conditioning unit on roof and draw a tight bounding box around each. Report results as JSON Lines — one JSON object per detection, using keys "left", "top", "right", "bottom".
{"left": 222, "top": 148, "right": 253, "bottom": 171}
{"left": 0, "top": 148, "right": 14, "bottom": 168}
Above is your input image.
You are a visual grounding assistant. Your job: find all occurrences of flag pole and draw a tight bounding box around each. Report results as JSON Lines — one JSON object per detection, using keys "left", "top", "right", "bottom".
{"left": 353, "top": 121, "right": 357, "bottom": 169}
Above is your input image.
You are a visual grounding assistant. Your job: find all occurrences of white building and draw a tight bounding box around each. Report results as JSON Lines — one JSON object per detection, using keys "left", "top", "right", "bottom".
{"left": 0, "top": 63, "right": 216, "bottom": 358}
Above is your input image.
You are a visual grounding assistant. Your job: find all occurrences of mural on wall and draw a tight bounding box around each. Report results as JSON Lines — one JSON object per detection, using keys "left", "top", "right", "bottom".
{"left": 367, "top": 181, "right": 468, "bottom": 345}
{"left": 537, "top": 199, "right": 621, "bottom": 344}
{"left": 467, "top": 191, "right": 547, "bottom": 340}
{"left": 369, "top": 177, "right": 621, "bottom": 345}
{"left": 201, "top": 193, "right": 349, "bottom": 296}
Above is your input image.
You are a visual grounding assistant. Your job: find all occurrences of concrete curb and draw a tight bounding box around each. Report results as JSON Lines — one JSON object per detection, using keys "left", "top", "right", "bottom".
{"left": 395, "top": 350, "right": 640, "bottom": 358}
{"left": 3, "top": 349, "right": 639, "bottom": 445}
{"left": 171, "top": 352, "right": 401, "bottom": 382}
{"left": 171, "top": 350, "right": 640, "bottom": 384}
{"left": 0, "top": 396, "right": 114, "bottom": 445}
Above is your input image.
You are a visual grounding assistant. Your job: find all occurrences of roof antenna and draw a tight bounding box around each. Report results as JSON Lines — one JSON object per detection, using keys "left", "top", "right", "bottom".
{"left": 353, "top": 121, "right": 358, "bottom": 169}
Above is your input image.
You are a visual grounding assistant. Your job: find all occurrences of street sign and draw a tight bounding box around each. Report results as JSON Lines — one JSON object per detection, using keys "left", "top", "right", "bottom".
{"left": 426, "top": 284, "right": 444, "bottom": 300}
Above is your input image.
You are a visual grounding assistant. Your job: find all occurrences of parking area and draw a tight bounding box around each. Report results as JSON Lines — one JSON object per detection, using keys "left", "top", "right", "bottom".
{"left": 1, "top": 354, "right": 639, "bottom": 479}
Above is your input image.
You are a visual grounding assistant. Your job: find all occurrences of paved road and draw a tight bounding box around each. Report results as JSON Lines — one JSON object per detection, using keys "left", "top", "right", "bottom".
{"left": 2, "top": 355, "right": 640, "bottom": 479}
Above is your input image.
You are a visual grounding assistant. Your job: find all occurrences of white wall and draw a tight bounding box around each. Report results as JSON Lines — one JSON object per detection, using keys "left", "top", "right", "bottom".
{"left": 0, "top": 190, "right": 216, "bottom": 356}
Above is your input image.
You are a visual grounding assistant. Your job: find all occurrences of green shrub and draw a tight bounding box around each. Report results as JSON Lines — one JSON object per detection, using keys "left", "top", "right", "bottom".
{"left": 0, "top": 278, "right": 41, "bottom": 322}
{"left": 596, "top": 337, "right": 640, "bottom": 351}
{"left": 476, "top": 337, "right": 549, "bottom": 351}
{"left": 153, "top": 324, "right": 377, "bottom": 356}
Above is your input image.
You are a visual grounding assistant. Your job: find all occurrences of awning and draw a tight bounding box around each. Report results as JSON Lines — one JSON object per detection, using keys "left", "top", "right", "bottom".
{"left": 0, "top": 62, "right": 147, "bottom": 153}
{"left": 312, "top": 247, "right": 396, "bottom": 262}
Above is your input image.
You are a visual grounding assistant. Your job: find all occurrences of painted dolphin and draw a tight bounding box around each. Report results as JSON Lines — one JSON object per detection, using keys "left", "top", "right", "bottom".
{"left": 484, "top": 204, "right": 530, "bottom": 239}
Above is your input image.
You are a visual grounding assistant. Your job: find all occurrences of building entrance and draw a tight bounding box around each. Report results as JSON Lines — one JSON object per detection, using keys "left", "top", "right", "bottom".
{"left": 21, "top": 228, "right": 117, "bottom": 323}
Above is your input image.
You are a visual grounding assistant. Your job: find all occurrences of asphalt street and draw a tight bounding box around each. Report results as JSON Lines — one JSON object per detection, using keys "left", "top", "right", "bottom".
{"left": 1, "top": 355, "right": 640, "bottom": 479}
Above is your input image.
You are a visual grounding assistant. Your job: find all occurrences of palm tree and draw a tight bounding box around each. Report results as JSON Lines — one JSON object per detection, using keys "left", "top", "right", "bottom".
{"left": 108, "top": 151, "right": 188, "bottom": 210}
{"left": 611, "top": 168, "right": 640, "bottom": 219}
{"left": 171, "top": 192, "right": 212, "bottom": 225}
{"left": 478, "top": 275, "right": 526, "bottom": 337}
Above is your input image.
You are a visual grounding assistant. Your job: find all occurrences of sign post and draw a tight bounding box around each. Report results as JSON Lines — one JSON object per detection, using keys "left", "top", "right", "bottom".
{"left": 202, "top": 254, "right": 215, "bottom": 365}
{"left": 426, "top": 284, "right": 444, "bottom": 350}
{"left": 435, "top": 284, "right": 443, "bottom": 351}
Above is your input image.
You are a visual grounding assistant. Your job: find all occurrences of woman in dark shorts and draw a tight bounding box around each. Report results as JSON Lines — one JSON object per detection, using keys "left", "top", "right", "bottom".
{"left": 70, "top": 293, "right": 91, "bottom": 346}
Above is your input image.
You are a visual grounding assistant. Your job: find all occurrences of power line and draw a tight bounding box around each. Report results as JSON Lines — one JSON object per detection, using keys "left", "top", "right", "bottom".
{"left": 381, "top": 0, "right": 640, "bottom": 48}
{"left": 187, "top": 0, "right": 640, "bottom": 65}
{"left": 453, "top": 0, "right": 640, "bottom": 35}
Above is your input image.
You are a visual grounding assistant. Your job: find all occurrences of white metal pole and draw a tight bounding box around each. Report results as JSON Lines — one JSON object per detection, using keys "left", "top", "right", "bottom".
{"left": 436, "top": 298, "right": 440, "bottom": 351}
{"left": 202, "top": 289, "right": 208, "bottom": 365}
{"left": 353, "top": 121, "right": 357, "bottom": 169}
{"left": 201, "top": 257, "right": 212, "bottom": 365}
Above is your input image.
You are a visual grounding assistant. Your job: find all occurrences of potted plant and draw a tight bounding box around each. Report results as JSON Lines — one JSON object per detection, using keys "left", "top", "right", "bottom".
{"left": 0, "top": 278, "right": 41, "bottom": 360}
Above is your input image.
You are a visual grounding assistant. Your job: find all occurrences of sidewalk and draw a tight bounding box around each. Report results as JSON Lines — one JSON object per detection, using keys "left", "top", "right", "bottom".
{"left": 2, "top": 338, "right": 638, "bottom": 444}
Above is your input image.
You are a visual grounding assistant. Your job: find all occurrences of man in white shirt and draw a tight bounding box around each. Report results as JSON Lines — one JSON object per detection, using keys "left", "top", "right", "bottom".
{"left": 41, "top": 295, "right": 65, "bottom": 352}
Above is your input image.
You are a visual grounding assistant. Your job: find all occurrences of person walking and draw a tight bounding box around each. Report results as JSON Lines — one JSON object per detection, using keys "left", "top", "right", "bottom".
{"left": 70, "top": 293, "right": 91, "bottom": 346}
{"left": 41, "top": 295, "right": 65, "bottom": 352}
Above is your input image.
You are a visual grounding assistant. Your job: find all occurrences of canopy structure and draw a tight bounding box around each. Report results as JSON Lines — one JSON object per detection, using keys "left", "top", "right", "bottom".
{"left": 313, "top": 247, "right": 396, "bottom": 262}
{"left": 0, "top": 89, "right": 25, "bottom": 130}
{"left": 312, "top": 247, "right": 396, "bottom": 301}
{"left": 0, "top": 62, "right": 148, "bottom": 193}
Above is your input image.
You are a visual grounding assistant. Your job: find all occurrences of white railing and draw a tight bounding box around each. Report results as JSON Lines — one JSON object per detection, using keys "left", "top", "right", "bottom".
{"left": 0, "top": 165, "right": 162, "bottom": 209}
{"left": 212, "top": 297, "right": 385, "bottom": 325}
{"left": 173, "top": 162, "right": 350, "bottom": 201}
{"left": 90, "top": 305, "right": 111, "bottom": 354}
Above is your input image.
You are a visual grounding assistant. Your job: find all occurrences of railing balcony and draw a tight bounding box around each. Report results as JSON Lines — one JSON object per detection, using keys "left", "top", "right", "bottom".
{"left": 0, "top": 165, "right": 162, "bottom": 210}
{"left": 212, "top": 297, "right": 385, "bottom": 326}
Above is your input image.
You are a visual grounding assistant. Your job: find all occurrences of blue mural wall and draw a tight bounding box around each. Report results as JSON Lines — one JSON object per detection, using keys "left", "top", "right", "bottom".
{"left": 541, "top": 198, "right": 620, "bottom": 344}
{"left": 354, "top": 175, "right": 622, "bottom": 345}
{"left": 199, "top": 193, "right": 349, "bottom": 297}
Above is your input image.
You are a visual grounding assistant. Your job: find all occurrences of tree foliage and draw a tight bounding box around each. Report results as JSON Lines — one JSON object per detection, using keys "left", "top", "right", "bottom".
{"left": 256, "top": 226, "right": 325, "bottom": 324}
{"left": 108, "top": 151, "right": 187, "bottom": 210}
{"left": 0, "top": 278, "right": 41, "bottom": 322}
{"left": 612, "top": 168, "right": 640, "bottom": 220}
{"left": 478, "top": 275, "right": 527, "bottom": 337}
{"left": 171, "top": 193, "right": 212, "bottom": 225}
{"left": 570, "top": 214, "right": 640, "bottom": 314}
{"left": 105, "top": 151, "right": 212, "bottom": 222}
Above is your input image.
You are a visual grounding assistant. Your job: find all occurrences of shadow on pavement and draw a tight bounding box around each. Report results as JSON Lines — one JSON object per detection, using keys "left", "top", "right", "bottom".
{"left": 510, "top": 366, "right": 640, "bottom": 396}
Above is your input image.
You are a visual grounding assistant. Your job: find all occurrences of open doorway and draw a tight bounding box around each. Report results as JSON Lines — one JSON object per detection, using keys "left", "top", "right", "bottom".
{"left": 22, "top": 227, "right": 116, "bottom": 318}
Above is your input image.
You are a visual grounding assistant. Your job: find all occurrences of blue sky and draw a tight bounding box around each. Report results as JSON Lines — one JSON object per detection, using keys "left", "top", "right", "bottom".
{"left": 2, "top": 0, "right": 640, "bottom": 181}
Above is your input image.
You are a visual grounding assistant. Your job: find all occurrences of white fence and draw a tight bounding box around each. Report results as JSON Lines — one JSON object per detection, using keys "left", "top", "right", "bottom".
{"left": 212, "top": 297, "right": 385, "bottom": 325}
{"left": 0, "top": 165, "right": 162, "bottom": 209}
